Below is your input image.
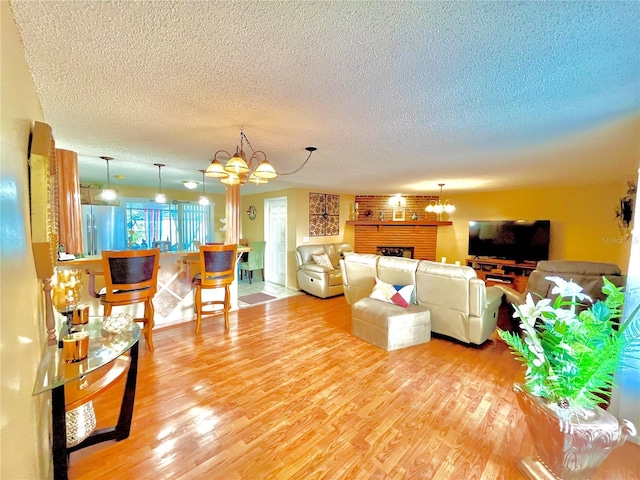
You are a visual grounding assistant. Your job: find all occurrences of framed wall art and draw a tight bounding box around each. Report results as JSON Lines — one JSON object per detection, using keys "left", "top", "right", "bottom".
{"left": 309, "top": 192, "right": 340, "bottom": 236}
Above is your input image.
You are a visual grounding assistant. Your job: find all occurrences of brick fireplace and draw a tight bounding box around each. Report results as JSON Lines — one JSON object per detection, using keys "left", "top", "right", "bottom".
{"left": 346, "top": 195, "right": 452, "bottom": 262}
{"left": 351, "top": 223, "right": 440, "bottom": 260}
{"left": 377, "top": 246, "right": 414, "bottom": 258}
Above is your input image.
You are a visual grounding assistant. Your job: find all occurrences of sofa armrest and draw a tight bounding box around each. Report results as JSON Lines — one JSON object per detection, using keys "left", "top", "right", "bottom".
{"left": 299, "top": 263, "right": 333, "bottom": 274}
{"left": 485, "top": 286, "right": 504, "bottom": 309}
{"left": 493, "top": 284, "right": 525, "bottom": 307}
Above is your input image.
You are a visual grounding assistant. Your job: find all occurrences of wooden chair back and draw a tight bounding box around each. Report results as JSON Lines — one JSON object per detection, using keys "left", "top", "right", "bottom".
{"left": 198, "top": 244, "right": 237, "bottom": 288}
{"left": 101, "top": 248, "right": 161, "bottom": 305}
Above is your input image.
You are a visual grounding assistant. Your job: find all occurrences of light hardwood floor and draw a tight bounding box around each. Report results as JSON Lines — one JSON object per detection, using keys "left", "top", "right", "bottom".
{"left": 69, "top": 295, "right": 639, "bottom": 479}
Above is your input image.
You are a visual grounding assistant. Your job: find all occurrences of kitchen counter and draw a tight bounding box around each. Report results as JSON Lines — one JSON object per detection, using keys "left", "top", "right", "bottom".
{"left": 55, "top": 247, "right": 250, "bottom": 329}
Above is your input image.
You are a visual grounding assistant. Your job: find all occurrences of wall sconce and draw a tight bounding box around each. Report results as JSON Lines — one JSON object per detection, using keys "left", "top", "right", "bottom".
{"left": 154, "top": 163, "right": 166, "bottom": 204}
{"left": 425, "top": 183, "right": 455, "bottom": 221}
{"left": 388, "top": 194, "right": 406, "bottom": 209}
{"left": 389, "top": 194, "right": 406, "bottom": 221}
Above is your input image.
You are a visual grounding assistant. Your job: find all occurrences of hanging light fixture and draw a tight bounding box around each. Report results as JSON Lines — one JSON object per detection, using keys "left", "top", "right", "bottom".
{"left": 205, "top": 129, "right": 316, "bottom": 186}
{"left": 100, "top": 156, "right": 117, "bottom": 201}
{"left": 425, "top": 183, "right": 455, "bottom": 220}
{"left": 182, "top": 180, "right": 198, "bottom": 190}
{"left": 154, "top": 163, "right": 166, "bottom": 204}
{"left": 198, "top": 169, "right": 209, "bottom": 206}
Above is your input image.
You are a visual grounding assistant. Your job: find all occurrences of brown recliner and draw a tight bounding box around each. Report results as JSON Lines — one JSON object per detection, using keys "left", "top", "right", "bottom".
{"left": 496, "top": 261, "right": 626, "bottom": 329}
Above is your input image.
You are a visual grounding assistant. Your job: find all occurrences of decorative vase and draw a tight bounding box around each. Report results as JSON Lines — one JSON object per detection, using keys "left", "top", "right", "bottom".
{"left": 514, "top": 383, "right": 636, "bottom": 480}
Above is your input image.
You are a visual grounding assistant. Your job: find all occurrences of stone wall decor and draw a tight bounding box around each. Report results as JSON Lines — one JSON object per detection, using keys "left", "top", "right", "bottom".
{"left": 309, "top": 192, "right": 340, "bottom": 236}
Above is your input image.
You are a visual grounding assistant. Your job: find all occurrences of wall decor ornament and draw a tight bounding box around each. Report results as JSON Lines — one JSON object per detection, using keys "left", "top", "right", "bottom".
{"left": 309, "top": 193, "right": 339, "bottom": 236}
{"left": 615, "top": 180, "right": 636, "bottom": 240}
{"left": 392, "top": 209, "right": 405, "bottom": 221}
{"left": 247, "top": 205, "right": 257, "bottom": 220}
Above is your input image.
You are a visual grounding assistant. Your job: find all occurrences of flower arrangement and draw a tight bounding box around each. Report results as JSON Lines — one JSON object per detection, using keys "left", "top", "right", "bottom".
{"left": 499, "top": 276, "right": 640, "bottom": 413}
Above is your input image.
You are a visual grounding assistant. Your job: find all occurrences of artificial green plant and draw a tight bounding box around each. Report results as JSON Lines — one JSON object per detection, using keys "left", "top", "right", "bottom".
{"left": 499, "top": 276, "right": 640, "bottom": 410}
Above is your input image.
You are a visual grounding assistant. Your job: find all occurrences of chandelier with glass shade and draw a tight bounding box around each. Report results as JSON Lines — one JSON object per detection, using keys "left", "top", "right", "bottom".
{"left": 205, "top": 129, "right": 316, "bottom": 185}
{"left": 425, "top": 183, "right": 455, "bottom": 220}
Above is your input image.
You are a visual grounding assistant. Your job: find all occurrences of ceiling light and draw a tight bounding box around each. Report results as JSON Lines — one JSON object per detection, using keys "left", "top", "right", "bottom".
{"left": 198, "top": 169, "right": 209, "bottom": 206}
{"left": 205, "top": 129, "right": 316, "bottom": 186}
{"left": 425, "top": 183, "right": 455, "bottom": 220}
{"left": 183, "top": 180, "right": 198, "bottom": 190}
{"left": 154, "top": 163, "right": 166, "bottom": 204}
{"left": 100, "top": 156, "right": 116, "bottom": 201}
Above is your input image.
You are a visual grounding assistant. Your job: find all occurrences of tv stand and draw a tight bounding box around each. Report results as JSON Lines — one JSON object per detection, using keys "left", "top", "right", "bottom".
{"left": 466, "top": 258, "right": 537, "bottom": 293}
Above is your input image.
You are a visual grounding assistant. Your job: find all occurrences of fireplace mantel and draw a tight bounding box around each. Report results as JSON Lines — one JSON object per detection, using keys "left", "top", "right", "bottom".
{"left": 346, "top": 220, "right": 452, "bottom": 230}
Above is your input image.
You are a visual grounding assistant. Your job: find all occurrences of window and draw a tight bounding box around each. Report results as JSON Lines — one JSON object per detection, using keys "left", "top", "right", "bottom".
{"left": 125, "top": 200, "right": 212, "bottom": 252}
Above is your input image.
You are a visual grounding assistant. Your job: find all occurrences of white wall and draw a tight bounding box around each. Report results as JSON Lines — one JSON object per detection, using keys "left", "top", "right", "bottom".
{"left": 1, "top": 2, "right": 51, "bottom": 477}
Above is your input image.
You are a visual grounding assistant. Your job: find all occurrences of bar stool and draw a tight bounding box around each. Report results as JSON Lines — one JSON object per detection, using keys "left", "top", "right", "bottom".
{"left": 192, "top": 244, "right": 237, "bottom": 332}
{"left": 87, "top": 248, "right": 160, "bottom": 351}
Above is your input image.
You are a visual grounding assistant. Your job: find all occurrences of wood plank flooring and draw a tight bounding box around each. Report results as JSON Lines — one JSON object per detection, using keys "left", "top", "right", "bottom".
{"left": 69, "top": 294, "right": 639, "bottom": 479}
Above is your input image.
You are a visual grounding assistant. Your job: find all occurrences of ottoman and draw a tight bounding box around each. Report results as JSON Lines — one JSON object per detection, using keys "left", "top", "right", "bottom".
{"left": 351, "top": 297, "right": 431, "bottom": 351}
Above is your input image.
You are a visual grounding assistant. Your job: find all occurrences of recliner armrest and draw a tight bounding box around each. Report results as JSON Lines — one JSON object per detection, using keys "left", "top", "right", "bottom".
{"left": 485, "top": 286, "right": 504, "bottom": 308}
{"left": 493, "top": 284, "right": 525, "bottom": 307}
{"left": 299, "top": 263, "right": 334, "bottom": 274}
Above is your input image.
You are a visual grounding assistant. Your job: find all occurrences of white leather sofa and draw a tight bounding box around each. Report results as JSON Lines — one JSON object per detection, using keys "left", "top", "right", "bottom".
{"left": 295, "top": 243, "right": 354, "bottom": 298}
{"left": 340, "top": 253, "right": 503, "bottom": 347}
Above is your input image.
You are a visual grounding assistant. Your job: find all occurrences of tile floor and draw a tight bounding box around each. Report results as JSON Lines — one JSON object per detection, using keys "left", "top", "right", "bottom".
{"left": 237, "top": 275, "right": 303, "bottom": 309}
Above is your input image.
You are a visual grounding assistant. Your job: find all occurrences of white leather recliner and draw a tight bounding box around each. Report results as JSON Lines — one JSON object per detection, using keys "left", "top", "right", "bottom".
{"left": 295, "top": 243, "right": 353, "bottom": 298}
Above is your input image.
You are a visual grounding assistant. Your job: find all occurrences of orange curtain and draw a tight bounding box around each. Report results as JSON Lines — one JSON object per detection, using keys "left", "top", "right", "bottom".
{"left": 56, "top": 149, "right": 83, "bottom": 254}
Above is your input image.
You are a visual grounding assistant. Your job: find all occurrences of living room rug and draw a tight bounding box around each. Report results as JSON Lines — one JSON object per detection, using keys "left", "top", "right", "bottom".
{"left": 238, "top": 293, "right": 277, "bottom": 305}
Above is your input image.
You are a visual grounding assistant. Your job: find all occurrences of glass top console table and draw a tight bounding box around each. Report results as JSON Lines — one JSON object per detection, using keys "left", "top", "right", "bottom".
{"left": 33, "top": 317, "right": 141, "bottom": 480}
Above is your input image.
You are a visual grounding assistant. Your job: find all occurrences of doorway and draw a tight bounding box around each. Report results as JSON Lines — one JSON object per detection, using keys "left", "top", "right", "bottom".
{"left": 264, "top": 197, "right": 287, "bottom": 286}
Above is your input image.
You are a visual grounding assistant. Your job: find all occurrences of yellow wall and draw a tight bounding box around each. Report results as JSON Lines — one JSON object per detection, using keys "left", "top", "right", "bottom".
{"left": 1, "top": 2, "right": 51, "bottom": 477}
{"left": 436, "top": 180, "right": 637, "bottom": 273}
{"left": 239, "top": 189, "right": 355, "bottom": 289}
{"left": 3, "top": 1, "right": 637, "bottom": 473}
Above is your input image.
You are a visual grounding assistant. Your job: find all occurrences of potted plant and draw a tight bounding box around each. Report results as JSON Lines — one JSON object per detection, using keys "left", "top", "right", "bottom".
{"left": 498, "top": 276, "right": 639, "bottom": 480}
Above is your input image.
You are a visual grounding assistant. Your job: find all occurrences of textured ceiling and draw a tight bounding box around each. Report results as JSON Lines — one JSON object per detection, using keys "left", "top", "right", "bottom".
{"left": 9, "top": 0, "right": 640, "bottom": 196}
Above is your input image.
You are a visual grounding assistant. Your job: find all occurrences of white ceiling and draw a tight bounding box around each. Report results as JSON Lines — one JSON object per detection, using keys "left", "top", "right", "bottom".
{"left": 9, "top": 1, "right": 640, "bottom": 196}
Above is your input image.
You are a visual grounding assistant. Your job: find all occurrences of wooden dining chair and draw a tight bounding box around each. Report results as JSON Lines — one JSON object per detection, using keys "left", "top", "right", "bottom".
{"left": 87, "top": 248, "right": 160, "bottom": 351}
{"left": 192, "top": 244, "right": 237, "bottom": 332}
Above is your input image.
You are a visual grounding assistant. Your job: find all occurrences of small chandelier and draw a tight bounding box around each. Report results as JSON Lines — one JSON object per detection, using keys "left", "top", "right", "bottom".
{"left": 206, "top": 129, "right": 316, "bottom": 185}
{"left": 100, "top": 156, "right": 117, "bottom": 201}
{"left": 425, "top": 183, "right": 455, "bottom": 220}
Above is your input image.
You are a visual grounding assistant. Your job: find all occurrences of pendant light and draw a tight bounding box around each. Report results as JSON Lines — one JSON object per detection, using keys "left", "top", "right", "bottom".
{"left": 100, "top": 156, "right": 116, "bottom": 201}
{"left": 198, "top": 169, "right": 209, "bottom": 206}
{"left": 154, "top": 163, "right": 166, "bottom": 204}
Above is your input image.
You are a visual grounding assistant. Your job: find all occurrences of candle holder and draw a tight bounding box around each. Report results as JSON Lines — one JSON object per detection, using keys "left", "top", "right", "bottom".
{"left": 52, "top": 269, "right": 83, "bottom": 341}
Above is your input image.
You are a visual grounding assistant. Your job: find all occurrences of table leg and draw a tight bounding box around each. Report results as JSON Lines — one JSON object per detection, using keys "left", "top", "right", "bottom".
{"left": 52, "top": 386, "right": 68, "bottom": 480}
{"left": 116, "top": 341, "right": 138, "bottom": 440}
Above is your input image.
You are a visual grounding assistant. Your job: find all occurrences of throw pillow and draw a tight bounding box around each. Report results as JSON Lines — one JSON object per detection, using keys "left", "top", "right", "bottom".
{"left": 369, "top": 277, "right": 414, "bottom": 308}
{"left": 311, "top": 253, "right": 334, "bottom": 270}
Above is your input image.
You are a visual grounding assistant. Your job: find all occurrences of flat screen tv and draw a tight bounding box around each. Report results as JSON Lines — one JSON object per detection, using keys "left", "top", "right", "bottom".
{"left": 468, "top": 220, "right": 550, "bottom": 263}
